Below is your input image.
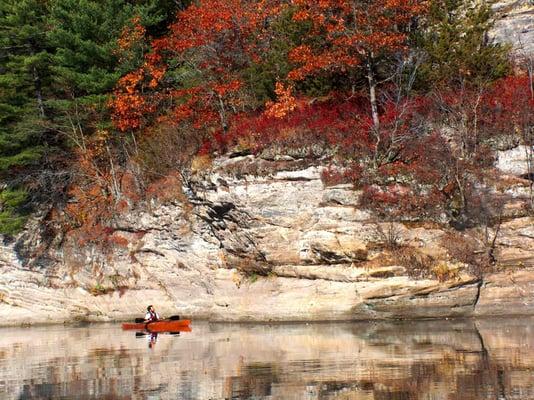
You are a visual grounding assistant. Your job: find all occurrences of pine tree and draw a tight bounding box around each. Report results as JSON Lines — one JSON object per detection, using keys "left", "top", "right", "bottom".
{"left": 0, "top": 0, "right": 180, "bottom": 235}
{"left": 0, "top": 0, "right": 51, "bottom": 171}
{"left": 416, "top": 0, "right": 510, "bottom": 88}
{"left": 0, "top": 1, "right": 53, "bottom": 234}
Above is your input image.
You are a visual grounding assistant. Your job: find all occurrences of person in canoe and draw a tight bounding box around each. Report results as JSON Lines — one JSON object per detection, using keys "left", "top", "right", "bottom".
{"left": 144, "top": 305, "right": 160, "bottom": 322}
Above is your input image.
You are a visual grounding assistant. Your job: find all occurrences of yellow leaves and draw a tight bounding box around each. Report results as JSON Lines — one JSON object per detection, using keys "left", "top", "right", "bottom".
{"left": 264, "top": 82, "right": 297, "bottom": 118}
{"left": 117, "top": 16, "right": 146, "bottom": 52}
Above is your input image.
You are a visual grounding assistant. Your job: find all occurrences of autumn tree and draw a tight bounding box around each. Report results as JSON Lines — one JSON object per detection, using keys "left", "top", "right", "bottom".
{"left": 286, "top": 0, "right": 427, "bottom": 132}
{"left": 483, "top": 75, "right": 534, "bottom": 206}
{"left": 415, "top": 0, "right": 510, "bottom": 89}
{"left": 112, "top": 0, "right": 280, "bottom": 135}
{"left": 0, "top": 0, "right": 180, "bottom": 235}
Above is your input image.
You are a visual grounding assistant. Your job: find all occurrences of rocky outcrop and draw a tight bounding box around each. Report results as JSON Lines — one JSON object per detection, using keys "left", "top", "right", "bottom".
{"left": 0, "top": 155, "right": 533, "bottom": 325}
{"left": 491, "top": 0, "right": 534, "bottom": 56}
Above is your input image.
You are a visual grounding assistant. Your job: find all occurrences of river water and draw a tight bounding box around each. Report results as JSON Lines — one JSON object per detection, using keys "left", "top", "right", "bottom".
{"left": 1, "top": 318, "right": 533, "bottom": 400}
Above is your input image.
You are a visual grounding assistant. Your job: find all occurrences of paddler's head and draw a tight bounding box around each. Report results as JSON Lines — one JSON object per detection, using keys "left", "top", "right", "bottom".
{"left": 147, "top": 305, "right": 153, "bottom": 312}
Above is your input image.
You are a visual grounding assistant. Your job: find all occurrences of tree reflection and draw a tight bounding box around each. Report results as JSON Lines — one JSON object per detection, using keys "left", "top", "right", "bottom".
{"left": 3, "top": 319, "right": 534, "bottom": 400}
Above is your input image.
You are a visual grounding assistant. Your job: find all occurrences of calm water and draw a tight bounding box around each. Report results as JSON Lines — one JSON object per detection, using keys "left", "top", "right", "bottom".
{"left": 1, "top": 318, "right": 534, "bottom": 400}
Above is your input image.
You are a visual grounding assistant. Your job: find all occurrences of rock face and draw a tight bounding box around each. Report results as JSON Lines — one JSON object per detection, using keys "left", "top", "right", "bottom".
{"left": 496, "top": 146, "right": 533, "bottom": 176}
{"left": 0, "top": 155, "right": 533, "bottom": 325}
{"left": 0, "top": 2, "right": 532, "bottom": 328}
{"left": 491, "top": 0, "right": 534, "bottom": 56}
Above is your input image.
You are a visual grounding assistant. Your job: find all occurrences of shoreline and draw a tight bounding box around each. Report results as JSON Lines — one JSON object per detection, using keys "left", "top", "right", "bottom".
{"left": 4, "top": 309, "right": 534, "bottom": 329}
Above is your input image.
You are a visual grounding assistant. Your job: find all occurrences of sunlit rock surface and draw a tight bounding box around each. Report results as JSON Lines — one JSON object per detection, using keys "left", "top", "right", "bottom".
{"left": 496, "top": 146, "right": 533, "bottom": 176}
{"left": 491, "top": 0, "right": 534, "bottom": 55}
{"left": 0, "top": 154, "right": 533, "bottom": 325}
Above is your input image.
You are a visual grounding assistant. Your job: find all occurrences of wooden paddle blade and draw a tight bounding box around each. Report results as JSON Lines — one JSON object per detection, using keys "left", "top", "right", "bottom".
{"left": 168, "top": 315, "right": 180, "bottom": 320}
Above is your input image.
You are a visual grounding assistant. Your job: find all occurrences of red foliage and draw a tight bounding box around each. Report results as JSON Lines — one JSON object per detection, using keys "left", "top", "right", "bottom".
{"left": 214, "top": 94, "right": 372, "bottom": 154}
{"left": 482, "top": 75, "right": 534, "bottom": 139}
{"left": 146, "top": 172, "right": 184, "bottom": 203}
{"left": 360, "top": 183, "right": 446, "bottom": 220}
{"left": 321, "top": 164, "right": 362, "bottom": 187}
{"left": 212, "top": 92, "right": 433, "bottom": 170}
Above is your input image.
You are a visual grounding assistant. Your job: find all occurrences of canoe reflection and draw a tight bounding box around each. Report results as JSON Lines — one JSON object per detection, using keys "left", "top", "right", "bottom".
{"left": 134, "top": 331, "right": 185, "bottom": 349}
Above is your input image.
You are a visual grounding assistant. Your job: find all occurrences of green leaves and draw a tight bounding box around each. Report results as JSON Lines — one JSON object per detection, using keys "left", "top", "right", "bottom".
{"left": 0, "top": 0, "right": 181, "bottom": 235}
{"left": 0, "top": 189, "right": 28, "bottom": 235}
{"left": 415, "top": 0, "right": 510, "bottom": 88}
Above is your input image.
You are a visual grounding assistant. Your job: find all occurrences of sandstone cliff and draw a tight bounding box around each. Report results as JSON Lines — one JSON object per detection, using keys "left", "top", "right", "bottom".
{"left": 0, "top": 146, "right": 533, "bottom": 325}
{"left": 492, "top": 0, "right": 534, "bottom": 55}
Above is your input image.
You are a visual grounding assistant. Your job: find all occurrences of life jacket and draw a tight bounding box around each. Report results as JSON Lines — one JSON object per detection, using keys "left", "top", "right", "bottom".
{"left": 146, "top": 310, "right": 158, "bottom": 322}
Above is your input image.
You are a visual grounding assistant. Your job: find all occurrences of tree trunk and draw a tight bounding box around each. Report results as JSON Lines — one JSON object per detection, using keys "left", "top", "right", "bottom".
{"left": 217, "top": 94, "right": 228, "bottom": 132}
{"left": 30, "top": 47, "right": 45, "bottom": 118}
{"left": 366, "top": 55, "right": 380, "bottom": 132}
{"left": 367, "top": 55, "right": 382, "bottom": 168}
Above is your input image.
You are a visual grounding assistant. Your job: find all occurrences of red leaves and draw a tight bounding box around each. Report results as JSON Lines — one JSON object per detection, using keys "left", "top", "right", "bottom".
{"left": 361, "top": 183, "right": 446, "bottom": 219}
{"left": 321, "top": 164, "right": 362, "bottom": 187}
{"left": 213, "top": 94, "right": 370, "bottom": 154}
{"left": 213, "top": 80, "right": 243, "bottom": 97}
{"left": 483, "top": 75, "right": 534, "bottom": 136}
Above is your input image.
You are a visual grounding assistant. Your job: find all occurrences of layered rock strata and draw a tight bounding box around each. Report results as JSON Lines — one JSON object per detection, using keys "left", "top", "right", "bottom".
{"left": 0, "top": 153, "right": 533, "bottom": 325}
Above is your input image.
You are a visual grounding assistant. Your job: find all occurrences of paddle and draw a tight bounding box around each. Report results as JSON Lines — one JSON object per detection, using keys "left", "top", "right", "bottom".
{"left": 134, "top": 315, "right": 180, "bottom": 323}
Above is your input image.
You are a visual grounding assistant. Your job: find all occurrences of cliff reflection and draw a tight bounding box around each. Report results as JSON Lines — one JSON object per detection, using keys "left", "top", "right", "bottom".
{"left": 1, "top": 318, "right": 534, "bottom": 399}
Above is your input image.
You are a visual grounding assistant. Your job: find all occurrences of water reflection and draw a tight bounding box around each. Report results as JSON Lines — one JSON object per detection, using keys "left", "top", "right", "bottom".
{"left": 1, "top": 318, "right": 534, "bottom": 399}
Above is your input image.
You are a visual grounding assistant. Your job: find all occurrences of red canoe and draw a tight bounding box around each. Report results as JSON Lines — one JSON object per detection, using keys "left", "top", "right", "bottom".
{"left": 122, "top": 319, "right": 191, "bottom": 333}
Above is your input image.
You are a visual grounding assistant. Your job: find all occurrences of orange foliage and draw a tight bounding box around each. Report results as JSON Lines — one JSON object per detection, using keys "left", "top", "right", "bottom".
{"left": 111, "top": 71, "right": 157, "bottom": 131}
{"left": 117, "top": 16, "right": 146, "bottom": 53}
{"left": 264, "top": 82, "right": 298, "bottom": 118}
{"left": 111, "top": 0, "right": 279, "bottom": 133}
{"left": 59, "top": 134, "right": 143, "bottom": 248}
{"left": 288, "top": 0, "right": 427, "bottom": 80}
